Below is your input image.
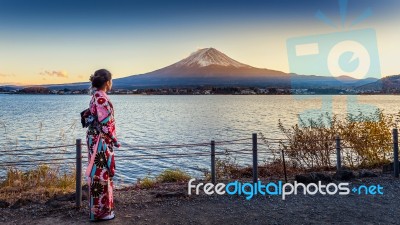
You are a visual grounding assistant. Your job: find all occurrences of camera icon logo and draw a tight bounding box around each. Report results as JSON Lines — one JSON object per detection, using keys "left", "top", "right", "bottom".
{"left": 287, "top": 29, "right": 381, "bottom": 81}
{"left": 287, "top": 26, "right": 382, "bottom": 126}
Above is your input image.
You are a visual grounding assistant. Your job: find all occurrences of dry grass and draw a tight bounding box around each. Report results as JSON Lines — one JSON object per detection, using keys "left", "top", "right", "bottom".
{"left": 276, "top": 109, "right": 397, "bottom": 169}
{"left": 136, "top": 169, "right": 191, "bottom": 189}
{"left": 0, "top": 119, "right": 80, "bottom": 204}
{"left": 137, "top": 177, "right": 158, "bottom": 189}
{"left": 0, "top": 164, "right": 76, "bottom": 203}
{"left": 157, "top": 169, "right": 191, "bottom": 183}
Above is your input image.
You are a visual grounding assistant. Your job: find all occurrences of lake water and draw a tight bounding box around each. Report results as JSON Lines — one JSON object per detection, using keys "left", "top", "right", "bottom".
{"left": 0, "top": 94, "right": 399, "bottom": 184}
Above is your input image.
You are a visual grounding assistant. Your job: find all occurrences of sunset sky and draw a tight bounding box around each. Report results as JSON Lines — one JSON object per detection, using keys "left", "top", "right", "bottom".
{"left": 0, "top": 0, "right": 399, "bottom": 85}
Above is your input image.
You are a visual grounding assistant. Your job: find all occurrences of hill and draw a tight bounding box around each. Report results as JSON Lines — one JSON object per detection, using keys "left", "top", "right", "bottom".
{"left": 356, "top": 75, "right": 400, "bottom": 93}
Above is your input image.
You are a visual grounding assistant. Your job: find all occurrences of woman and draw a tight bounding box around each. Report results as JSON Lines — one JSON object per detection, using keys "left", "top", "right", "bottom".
{"left": 85, "top": 69, "right": 120, "bottom": 221}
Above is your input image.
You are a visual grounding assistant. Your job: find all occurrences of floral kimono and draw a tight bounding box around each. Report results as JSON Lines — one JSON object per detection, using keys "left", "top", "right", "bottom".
{"left": 85, "top": 89, "right": 120, "bottom": 221}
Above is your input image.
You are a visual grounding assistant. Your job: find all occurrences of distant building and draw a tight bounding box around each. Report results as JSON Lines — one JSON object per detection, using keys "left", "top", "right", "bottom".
{"left": 240, "top": 89, "right": 256, "bottom": 95}
{"left": 256, "top": 88, "right": 267, "bottom": 94}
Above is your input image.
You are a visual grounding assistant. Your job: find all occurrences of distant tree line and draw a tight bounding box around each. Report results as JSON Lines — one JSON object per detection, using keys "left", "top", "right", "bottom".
{"left": 3, "top": 84, "right": 400, "bottom": 95}
{"left": 19, "top": 87, "right": 51, "bottom": 94}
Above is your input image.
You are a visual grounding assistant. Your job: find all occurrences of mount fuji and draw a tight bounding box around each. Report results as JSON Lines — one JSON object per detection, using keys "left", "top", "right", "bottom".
{"left": 112, "top": 47, "right": 290, "bottom": 88}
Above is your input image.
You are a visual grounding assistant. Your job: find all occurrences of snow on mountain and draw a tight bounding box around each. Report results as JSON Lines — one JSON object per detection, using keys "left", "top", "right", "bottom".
{"left": 173, "top": 48, "right": 252, "bottom": 68}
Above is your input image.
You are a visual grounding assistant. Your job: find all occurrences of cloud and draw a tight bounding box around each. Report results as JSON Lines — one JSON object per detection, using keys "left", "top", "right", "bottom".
{"left": 40, "top": 70, "right": 68, "bottom": 78}
{"left": 0, "top": 73, "right": 15, "bottom": 77}
{"left": 0, "top": 82, "right": 24, "bottom": 85}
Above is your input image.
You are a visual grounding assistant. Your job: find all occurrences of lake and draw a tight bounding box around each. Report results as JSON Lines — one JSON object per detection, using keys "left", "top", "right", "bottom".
{"left": 0, "top": 94, "right": 399, "bottom": 184}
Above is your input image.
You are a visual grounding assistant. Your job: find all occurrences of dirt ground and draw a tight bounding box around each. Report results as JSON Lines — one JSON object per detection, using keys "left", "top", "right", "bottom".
{"left": 1, "top": 173, "right": 400, "bottom": 225}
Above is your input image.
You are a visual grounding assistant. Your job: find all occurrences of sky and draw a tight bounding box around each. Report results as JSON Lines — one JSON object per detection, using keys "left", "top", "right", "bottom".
{"left": 0, "top": 0, "right": 399, "bottom": 85}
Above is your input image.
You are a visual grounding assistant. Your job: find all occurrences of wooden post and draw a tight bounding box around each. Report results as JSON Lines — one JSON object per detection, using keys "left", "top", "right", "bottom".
{"left": 252, "top": 133, "right": 258, "bottom": 183}
{"left": 336, "top": 135, "right": 341, "bottom": 171}
{"left": 76, "top": 139, "right": 82, "bottom": 208}
{"left": 393, "top": 128, "right": 399, "bottom": 178}
{"left": 281, "top": 149, "right": 288, "bottom": 183}
{"left": 211, "top": 140, "right": 216, "bottom": 184}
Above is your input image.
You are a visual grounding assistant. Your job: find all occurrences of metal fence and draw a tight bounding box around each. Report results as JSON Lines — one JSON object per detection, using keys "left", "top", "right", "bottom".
{"left": 0, "top": 129, "right": 399, "bottom": 208}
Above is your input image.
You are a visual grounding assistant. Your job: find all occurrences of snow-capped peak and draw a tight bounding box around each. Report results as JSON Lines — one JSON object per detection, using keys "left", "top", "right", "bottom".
{"left": 174, "top": 48, "right": 251, "bottom": 68}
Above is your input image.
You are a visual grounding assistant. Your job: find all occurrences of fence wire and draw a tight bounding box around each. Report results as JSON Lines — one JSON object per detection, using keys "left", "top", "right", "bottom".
{"left": 1, "top": 133, "right": 399, "bottom": 177}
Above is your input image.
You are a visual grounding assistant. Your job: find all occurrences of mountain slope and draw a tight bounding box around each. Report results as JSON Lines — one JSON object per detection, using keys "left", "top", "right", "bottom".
{"left": 120, "top": 48, "right": 287, "bottom": 79}
{"left": 356, "top": 75, "right": 400, "bottom": 92}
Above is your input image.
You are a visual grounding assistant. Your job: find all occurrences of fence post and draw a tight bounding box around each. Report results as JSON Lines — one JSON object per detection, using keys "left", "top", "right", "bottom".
{"left": 393, "top": 128, "right": 399, "bottom": 178}
{"left": 211, "top": 140, "right": 216, "bottom": 184}
{"left": 336, "top": 135, "right": 341, "bottom": 171}
{"left": 252, "top": 133, "right": 258, "bottom": 183}
{"left": 281, "top": 149, "right": 288, "bottom": 183}
{"left": 76, "top": 139, "right": 82, "bottom": 208}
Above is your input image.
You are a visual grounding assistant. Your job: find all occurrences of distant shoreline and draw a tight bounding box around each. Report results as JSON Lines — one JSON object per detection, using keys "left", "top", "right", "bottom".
{"left": 1, "top": 93, "right": 399, "bottom": 96}
{"left": 0, "top": 92, "right": 400, "bottom": 96}
{"left": 2, "top": 85, "right": 400, "bottom": 95}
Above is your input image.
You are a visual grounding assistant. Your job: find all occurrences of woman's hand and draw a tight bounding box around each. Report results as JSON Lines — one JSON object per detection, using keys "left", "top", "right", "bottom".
{"left": 113, "top": 141, "right": 121, "bottom": 148}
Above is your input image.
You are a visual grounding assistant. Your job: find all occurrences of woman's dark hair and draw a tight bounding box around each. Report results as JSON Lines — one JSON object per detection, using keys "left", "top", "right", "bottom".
{"left": 90, "top": 69, "right": 112, "bottom": 89}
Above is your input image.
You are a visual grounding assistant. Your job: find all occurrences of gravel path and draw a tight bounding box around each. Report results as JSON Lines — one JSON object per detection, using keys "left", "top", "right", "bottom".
{"left": 1, "top": 173, "right": 400, "bottom": 225}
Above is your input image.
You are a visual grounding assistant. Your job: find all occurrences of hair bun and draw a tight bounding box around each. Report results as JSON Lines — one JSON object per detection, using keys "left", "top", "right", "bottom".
{"left": 89, "top": 69, "right": 112, "bottom": 89}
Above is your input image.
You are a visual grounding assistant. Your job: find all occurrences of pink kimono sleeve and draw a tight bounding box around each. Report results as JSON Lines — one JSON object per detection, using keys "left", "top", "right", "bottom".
{"left": 94, "top": 96, "right": 120, "bottom": 147}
